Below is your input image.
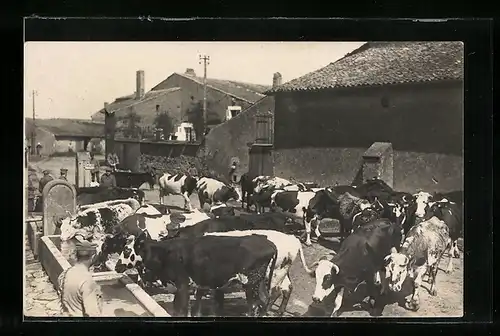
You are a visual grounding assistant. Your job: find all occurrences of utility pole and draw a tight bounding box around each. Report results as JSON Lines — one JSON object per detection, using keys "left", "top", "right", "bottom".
{"left": 199, "top": 54, "right": 210, "bottom": 135}
{"left": 30, "top": 90, "right": 38, "bottom": 154}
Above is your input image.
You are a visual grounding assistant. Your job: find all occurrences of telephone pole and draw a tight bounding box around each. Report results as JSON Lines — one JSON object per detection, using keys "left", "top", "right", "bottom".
{"left": 199, "top": 54, "right": 210, "bottom": 135}
{"left": 30, "top": 90, "right": 38, "bottom": 154}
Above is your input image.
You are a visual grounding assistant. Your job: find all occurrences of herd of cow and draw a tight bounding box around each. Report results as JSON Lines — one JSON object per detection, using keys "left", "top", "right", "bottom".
{"left": 58, "top": 171, "right": 462, "bottom": 317}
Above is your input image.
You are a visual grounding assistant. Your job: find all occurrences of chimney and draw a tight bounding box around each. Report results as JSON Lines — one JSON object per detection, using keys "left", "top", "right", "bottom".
{"left": 185, "top": 68, "right": 196, "bottom": 77}
{"left": 136, "top": 70, "right": 145, "bottom": 99}
{"left": 272, "top": 72, "right": 282, "bottom": 88}
{"left": 103, "top": 102, "right": 109, "bottom": 113}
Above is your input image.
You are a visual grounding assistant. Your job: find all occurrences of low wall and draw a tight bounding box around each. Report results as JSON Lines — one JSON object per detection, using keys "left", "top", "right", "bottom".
{"left": 38, "top": 235, "right": 170, "bottom": 317}
{"left": 274, "top": 147, "right": 463, "bottom": 193}
{"left": 26, "top": 216, "right": 43, "bottom": 259}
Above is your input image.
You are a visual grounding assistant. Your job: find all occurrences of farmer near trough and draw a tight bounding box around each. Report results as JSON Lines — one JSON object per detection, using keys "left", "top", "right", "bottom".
{"left": 100, "top": 166, "right": 117, "bottom": 188}
{"left": 57, "top": 240, "right": 103, "bottom": 317}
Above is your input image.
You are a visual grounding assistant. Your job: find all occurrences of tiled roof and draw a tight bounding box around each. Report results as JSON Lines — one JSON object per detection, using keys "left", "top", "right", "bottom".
{"left": 174, "top": 73, "right": 270, "bottom": 103}
{"left": 92, "top": 87, "right": 181, "bottom": 118}
{"left": 267, "top": 42, "right": 464, "bottom": 94}
{"left": 25, "top": 118, "right": 104, "bottom": 137}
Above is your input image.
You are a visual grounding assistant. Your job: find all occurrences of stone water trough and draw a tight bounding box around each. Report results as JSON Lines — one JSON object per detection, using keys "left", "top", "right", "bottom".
{"left": 38, "top": 235, "right": 170, "bottom": 317}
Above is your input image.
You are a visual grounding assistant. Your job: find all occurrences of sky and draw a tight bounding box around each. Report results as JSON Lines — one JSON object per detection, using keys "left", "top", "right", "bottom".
{"left": 24, "top": 41, "right": 365, "bottom": 120}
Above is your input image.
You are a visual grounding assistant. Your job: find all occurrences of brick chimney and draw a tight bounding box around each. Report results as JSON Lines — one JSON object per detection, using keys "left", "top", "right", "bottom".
{"left": 136, "top": 70, "right": 145, "bottom": 99}
{"left": 185, "top": 68, "right": 196, "bottom": 77}
{"left": 272, "top": 72, "right": 282, "bottom": 88}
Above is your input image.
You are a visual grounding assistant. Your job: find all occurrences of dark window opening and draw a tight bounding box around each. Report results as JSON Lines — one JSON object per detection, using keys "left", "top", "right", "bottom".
{"left": 156, "top": 104, "right": 160, "bottom": 112}
{"left": 231, "top": 110, "right": 239, "bottom": 118}
{"left": 381, "top": 96, "right": 390, "bottom": 108}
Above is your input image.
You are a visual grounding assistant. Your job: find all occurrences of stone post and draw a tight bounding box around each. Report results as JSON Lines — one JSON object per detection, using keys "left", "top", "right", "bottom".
{"left": 362, "top": 142, "right": 394, "bottom": 189}
{"left": 42, "top": 180, "right": 77, "bottom": 237}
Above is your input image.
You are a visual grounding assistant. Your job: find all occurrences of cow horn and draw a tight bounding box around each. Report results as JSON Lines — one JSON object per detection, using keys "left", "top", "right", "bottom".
{"left": 402, "top": 195, "right": 408, "bottom": 202}
{"left": 384, "top": 254, "right": 392, "bottom": 262}
{"left": 387, "top": 202, "right": 396, "bottom": 207}
{"left": 332, "top": 263, "right": 340, "bottom": 275}
{"left": 390, "top": 247, "right": 398, "bottom": 254}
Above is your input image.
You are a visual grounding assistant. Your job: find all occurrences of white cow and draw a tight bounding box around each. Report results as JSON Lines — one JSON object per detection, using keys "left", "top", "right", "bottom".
{"left": 383, "top": 216, "right": 450, "bottom": 312}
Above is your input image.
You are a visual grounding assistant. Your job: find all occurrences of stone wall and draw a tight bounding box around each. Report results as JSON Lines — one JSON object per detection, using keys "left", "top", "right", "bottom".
{"left": 272, "top": 81, "right": 463, "bottom": 192}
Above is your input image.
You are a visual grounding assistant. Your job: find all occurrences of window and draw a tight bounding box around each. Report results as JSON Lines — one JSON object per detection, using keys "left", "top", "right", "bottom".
{"left": 381, "top": 96, "right": 390, "bottom": 108}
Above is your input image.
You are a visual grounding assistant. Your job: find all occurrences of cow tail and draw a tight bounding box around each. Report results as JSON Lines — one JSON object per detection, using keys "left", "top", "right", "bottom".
{"left": 297, "top": 244, "right": 313, "bottom": 274}
{"left": 267, "top": 245, "right": 279, "bottom": 293}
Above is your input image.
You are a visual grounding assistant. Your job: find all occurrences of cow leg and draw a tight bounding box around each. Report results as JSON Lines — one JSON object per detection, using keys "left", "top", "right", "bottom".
{"left": 330, "top": 287, "right": 345, "bottom": 317}
{"left": 452, "top": 239, "right": 460, "bottom": 258}
{"left": 314, "top": 218, "right": 322, "bottom": 240}
{"left": 173, "top": 284, "right": 190, "bottom": 317}
{"left": 182, "top": 192, "right": 194, "bottom": 212}
{"left": 304, "top": 219, "right": 313, "bottom": 246}
{"left": 444, "top": 240, "right": 454, "bottom": 274}
{"left": 213, "top": 289, "right": 225, "bottom": 316}
{"left": 244, "top": 285, "right": 259, "bottom": 317}
{"left": 192, "top": 289, "right": 207, "bottom": 317}
{"left": 275, "top": 275, "right": 293, "bottom": 316}
{"left": 405, "top": 265, "right": 426, "bottom": 311}
{"left": 159, "top": 189, "right": 164, "bottom": 205}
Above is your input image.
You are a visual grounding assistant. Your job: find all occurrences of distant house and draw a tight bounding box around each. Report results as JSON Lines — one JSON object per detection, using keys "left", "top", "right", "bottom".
{"left": 265, "top": 42, "right": 464, "bottom": 192}
{"left": 150, "top": 68, "right": 270, "bottom": 126}
{"left": 92, "top": 69, "right": 271, "bottom": 142}
{"left": 91, "top": 70, "right": 184, "bottom": 140}
{"left": 25, "top": 118, "right": 105, "bottom": 156}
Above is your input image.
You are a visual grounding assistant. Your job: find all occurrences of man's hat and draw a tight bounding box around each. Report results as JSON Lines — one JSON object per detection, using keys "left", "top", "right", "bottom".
{"left": 60, "top": 168, "right": 68, "bottom": 173}
{"left": 104, "top": 166, "right": 112, "bottom": 172}
{"left": 75, "top": 240, "right": 97, "bottom": 257}
{"left": 42, "top": 170, "right": 50, "bottom": 174}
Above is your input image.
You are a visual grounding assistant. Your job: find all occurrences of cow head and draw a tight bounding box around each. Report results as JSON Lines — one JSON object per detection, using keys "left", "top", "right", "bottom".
{"left": 413, "top": 191, "right": 434, "bottom": 218}
{"left": 386, "top": 201, "right": 406, "bottom": 226}
{"left": 114, "top": 230, "right": 150, "bottom": 273}
{"left": 210, "top": 203, "right": 236, "bottom": 218}
{"left": 309, "top": 254, "right": 340, "bottom": 303}
{"left": 423, "top": 199, "right": 455, "bottom": 221}
{"left": 383, "top": 247, "right": 409, "bottom": 292}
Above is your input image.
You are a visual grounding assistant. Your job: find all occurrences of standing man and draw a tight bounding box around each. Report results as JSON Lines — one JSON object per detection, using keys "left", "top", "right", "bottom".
{"left": 39, "top": 170, "right": 54, "bottom": 193}
{"left": 59, "top": 168, "right": 68, "bottom": 181}
{"left": 36, "top": 142, "right": 43, "bottom": 157}
{"left": 187, "top": 163, "right": 198, "bottom": 179}
{"left": 89, "top": 152, "right": 100, "bottom": 182}
{"left": 57, "top": 240, "right": 103, "bottom": 317}
{"left": 107, "top": 152, "right": 119, "bottom": 172}
{"left": 100, "top": 167, "right": 117, "bottom": 188}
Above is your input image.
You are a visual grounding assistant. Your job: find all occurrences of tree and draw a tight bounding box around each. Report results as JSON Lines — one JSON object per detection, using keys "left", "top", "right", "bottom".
{"left": 121, "top": 111, "right": 142, "bottom": 139}
{"left": 154, "top": 112, "right": 174, "bottom": 139}
{"left": 186, "top": 99, "right": 220, "bottom": 139}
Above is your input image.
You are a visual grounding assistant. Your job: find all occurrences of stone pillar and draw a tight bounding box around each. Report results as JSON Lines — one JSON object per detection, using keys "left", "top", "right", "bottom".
{"left": 362, "top": 142, "right": 394, "bottom": 189}
{"left": 42, "top": 180, "right": 77, "bottom": 236}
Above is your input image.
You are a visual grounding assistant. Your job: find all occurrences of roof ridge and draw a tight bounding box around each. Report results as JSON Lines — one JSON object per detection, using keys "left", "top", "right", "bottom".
{"left": 175, "top": 72, "right": 256, "bottom": 104}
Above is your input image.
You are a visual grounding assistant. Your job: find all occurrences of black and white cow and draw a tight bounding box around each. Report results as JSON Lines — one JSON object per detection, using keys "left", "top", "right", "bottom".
{"left": 197, "top": 177, "right": 241, "bottom": 210}
{"left": 423, "top": 201, "right": 462, "bottom": 272}
{"left": 308, "top": 218, "right": 402, "bottom": 317}
{"left": 204, "top": 229, "right": 313, "bottom": 316}
{"left": 158, "top": 173, "right": 198, "bottom": 211}
{"left": 76, "top": 187, "right": 146, "bottom": 207}
{"left": 269, "top": 190, "right": 318, "bottom": 246}
{"left": 115, "top": 231, "right": 278, "bottom": 317}
{"left": 253, "top": 176, "right": 293, "bottom": 195}
{"left": 59, "top": 198, "right": 141, "bottom": 241}
{"left": 383, "top": 216, "right": 450, "bottom": 311}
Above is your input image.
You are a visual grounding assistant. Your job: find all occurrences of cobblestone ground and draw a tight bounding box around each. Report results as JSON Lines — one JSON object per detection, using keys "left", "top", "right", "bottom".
{"left": 24, "top": 236, "right": 63, "bottom": 317}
